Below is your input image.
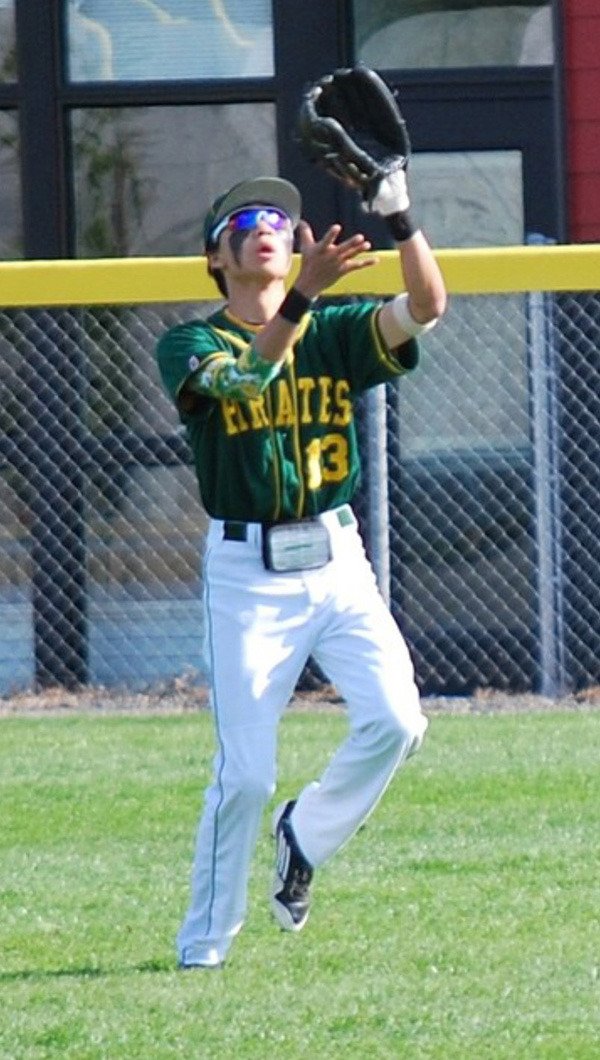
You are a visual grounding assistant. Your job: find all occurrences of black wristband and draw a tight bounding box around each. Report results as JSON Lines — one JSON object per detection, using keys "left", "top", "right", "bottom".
{"left": 385, "top": 210, "right": 418, "bottom": 243}
{"left": 278, "top": 287, "right": 313, "bottom": 324}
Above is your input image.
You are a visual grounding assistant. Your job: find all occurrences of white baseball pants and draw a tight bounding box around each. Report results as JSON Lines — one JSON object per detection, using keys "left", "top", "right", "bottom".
{"left": 177, "top": 505, "right": 427, "bottom": 967}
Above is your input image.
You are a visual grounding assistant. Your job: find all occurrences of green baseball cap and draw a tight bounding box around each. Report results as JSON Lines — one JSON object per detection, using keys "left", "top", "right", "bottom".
{"left": 203, "top": 177, "right": 302, "bottom": 251}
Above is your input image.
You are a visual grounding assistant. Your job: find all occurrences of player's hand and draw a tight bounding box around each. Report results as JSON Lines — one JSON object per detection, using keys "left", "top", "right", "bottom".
{"left": 294, "top": 220, "right": 377, "bottom": 300}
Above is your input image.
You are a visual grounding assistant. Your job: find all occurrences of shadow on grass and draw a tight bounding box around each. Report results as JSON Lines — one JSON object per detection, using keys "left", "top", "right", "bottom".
{"left": 0, "top": 959, "right": 173, "bottom": 982}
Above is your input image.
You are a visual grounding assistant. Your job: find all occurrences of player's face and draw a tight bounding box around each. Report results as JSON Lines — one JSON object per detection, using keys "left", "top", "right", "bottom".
{"left": 210, "top": 204, "right": 294, "bottom": 282}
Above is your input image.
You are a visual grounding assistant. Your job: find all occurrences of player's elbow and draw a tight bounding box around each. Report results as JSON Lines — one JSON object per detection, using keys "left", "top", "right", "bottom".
{"left": 410, "top": 288, "right": 447, "bottom": 324}
{"left": 431, "top": 288, "right": 448, "bottom": 320}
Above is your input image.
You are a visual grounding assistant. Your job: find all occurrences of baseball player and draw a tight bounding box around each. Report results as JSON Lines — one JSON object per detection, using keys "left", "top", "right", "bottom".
{"left": 156, "top": 68, "right": 447, "bottom": 969}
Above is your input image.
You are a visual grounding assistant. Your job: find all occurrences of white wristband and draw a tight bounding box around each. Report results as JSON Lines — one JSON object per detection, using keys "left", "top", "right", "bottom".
{"left": 391, "top": 293, "right": 439, "bottom": 337}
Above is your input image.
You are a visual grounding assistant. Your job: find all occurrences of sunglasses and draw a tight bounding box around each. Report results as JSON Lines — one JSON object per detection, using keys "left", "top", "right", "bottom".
{"left": 209, "top": 206, "right": 291, "bottom": 245}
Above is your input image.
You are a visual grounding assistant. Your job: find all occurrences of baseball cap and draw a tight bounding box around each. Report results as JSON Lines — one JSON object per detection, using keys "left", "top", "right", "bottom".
{"left": 203, "top": 177, "right": 302, "bottom": 250}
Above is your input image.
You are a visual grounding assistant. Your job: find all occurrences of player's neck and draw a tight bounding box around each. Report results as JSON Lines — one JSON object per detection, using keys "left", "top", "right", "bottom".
{"left": 226, "top": 279, "right": 287, "bottom": 327}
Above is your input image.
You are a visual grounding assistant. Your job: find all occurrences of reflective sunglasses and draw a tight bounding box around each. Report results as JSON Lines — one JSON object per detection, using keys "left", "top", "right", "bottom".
{"left": 209, "top": 206, "right": 291, "bottom": 245}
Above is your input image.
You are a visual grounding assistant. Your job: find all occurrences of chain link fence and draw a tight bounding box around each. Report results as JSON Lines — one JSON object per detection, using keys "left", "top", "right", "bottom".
{"left": 1, "top": 283, "right": 599, "bottom": 696}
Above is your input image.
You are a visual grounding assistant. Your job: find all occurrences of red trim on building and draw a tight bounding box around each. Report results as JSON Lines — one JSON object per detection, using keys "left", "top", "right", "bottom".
{"left": 562, "top": 3, "right": 600, "bottom": 241}
{"left": 563, "top": 16, "right": 600, "bottom": 69}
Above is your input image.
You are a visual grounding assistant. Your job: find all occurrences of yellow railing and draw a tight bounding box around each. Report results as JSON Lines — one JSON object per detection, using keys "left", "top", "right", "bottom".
{"left": 0, "top": 244, "right": 598, "bottom": 308}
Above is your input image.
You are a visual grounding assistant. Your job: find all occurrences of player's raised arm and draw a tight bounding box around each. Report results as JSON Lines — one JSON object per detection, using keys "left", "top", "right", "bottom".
{"left": 297, "top": 65, "right": 447, "bottom": 347}
{"left": 377, "top": 230, "right": 447, "bottom": 350}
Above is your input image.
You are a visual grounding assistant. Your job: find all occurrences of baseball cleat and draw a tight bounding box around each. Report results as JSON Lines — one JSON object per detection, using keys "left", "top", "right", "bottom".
{"left": 270, "top": 799, "right": 313, "bottom": 932}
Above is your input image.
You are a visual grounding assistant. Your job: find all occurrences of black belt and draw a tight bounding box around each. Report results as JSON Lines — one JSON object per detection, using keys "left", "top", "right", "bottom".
{"left": 223, "top": 506, "right": 353, "bottom": 542}
{"left": 223, "top": 521, "right": 250, "bottom": 542}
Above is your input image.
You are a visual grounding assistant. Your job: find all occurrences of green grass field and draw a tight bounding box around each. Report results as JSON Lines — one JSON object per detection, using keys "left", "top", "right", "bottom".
{"left": 1, "top": 707, "right": 598, "bottom": 1059}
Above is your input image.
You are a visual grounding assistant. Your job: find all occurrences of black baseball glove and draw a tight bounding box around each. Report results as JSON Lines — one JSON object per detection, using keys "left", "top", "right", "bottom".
{"left": 298, "top": 65, "right": 411, "bottom": 212}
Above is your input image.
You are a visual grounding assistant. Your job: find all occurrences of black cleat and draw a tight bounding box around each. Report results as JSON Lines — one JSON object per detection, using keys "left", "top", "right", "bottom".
{"left": 271, "top": 800, "right": 313, "bottom": 932}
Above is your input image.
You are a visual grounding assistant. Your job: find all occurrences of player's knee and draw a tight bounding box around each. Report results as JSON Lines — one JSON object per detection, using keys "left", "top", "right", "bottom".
{"left": 396, "top": 707, "right": 428, "bottom": 759}
{"left": 369, "top": 708, "right": 428, "bottom": 758}
{"left": 227, "top": 769, "right": 275, "bottom": 808}
{"left": 405, "top": 712, "right": 428, "bottom": 758}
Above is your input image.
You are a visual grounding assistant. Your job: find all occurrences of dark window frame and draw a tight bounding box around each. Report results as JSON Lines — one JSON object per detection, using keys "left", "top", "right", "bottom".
{"left": 7, "top": 0, "right": 565, "bottom": 259}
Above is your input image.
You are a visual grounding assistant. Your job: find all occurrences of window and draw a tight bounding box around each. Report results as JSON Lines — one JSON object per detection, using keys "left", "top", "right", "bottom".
{"left": 410, "top": 150, "right": 524, "bottom": 248}
{"left": 0, "top": 0, "right": 16, "bottom": 81}
{"left": 353, "top": 1, "right": 554, "bottom": 69}
{"left": 67, "top": 0, "right": 274, "bottom": 82}
{"left": 0, "top": 111, "right": 21, "bottom": 257}
{"left": 70, "top": 103, "right": 278, "bottom": 256}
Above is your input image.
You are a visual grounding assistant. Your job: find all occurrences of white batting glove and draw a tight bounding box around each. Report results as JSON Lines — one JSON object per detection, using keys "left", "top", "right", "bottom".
{"left": 366, "top": 169, "right": 410, "bottom": 216}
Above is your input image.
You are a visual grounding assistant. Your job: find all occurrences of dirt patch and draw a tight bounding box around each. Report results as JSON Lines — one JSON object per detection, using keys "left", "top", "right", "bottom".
{"left": 1, "top": 680, "right": 600, "bottom": 718}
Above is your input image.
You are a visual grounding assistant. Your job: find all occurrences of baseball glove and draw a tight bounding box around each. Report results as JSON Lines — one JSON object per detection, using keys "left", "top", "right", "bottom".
{"left": 298, "top": 65, "right": 411, "bottom": 210}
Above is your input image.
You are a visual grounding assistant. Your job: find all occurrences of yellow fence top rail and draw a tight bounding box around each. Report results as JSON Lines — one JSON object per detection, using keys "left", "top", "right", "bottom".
{"left": 0, "top": 244, "right": 598, "bottom": 308}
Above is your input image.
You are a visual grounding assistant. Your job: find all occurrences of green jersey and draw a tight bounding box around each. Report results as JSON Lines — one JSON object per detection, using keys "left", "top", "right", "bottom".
{"left": 156, "top": 301, "right": 418, "bottom": 521}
